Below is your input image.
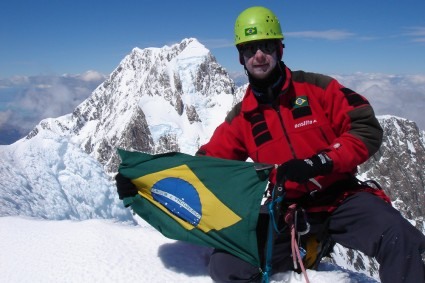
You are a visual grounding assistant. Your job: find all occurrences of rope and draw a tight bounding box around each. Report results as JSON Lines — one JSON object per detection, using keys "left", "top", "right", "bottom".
{"left": 262, "top": 177, "right": 311, "bottom": 283}
{"left": 262, "top": 194, "right": 284, "bottom": 283}
{"left": 285, "top": 204, "right": 311, "bottom": 283}
{"left": 261, "top": 183, "right": 286, "bottom": 283}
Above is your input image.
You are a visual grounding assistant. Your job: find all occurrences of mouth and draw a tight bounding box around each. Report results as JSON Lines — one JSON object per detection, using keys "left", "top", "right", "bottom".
{"left": 253, "top": 63, "right": 269, "bottom": 69}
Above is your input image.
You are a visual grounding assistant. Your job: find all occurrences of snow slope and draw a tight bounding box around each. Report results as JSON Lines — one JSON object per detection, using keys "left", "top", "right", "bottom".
{"left": 0, "top": 216, "right": 379, "bottom": 283}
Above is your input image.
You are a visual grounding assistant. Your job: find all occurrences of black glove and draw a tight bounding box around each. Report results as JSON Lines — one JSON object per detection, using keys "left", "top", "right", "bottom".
{"left": 276, "top": 153, "right": 333, "bottom": 184}
{"left": 115, "top": 173, "right": 138, "bottom": 200}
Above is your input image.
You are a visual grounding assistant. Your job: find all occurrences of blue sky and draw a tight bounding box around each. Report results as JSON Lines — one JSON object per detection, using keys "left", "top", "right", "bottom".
{"left": 1, "top": 0, "right": 424, "bottom": 78}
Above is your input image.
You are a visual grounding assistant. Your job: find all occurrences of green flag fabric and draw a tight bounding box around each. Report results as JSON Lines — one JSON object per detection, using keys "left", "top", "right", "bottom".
{"left": 117, "top": 149, "right": 271, "bottom": 267}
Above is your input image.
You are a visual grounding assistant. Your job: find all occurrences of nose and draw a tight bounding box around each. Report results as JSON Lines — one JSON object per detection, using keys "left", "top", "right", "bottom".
{"left": 253, "top": 49, "right": 267, "bottom": 60}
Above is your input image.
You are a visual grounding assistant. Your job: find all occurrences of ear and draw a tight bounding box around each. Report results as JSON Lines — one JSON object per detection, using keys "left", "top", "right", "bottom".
{"left": 277, "top": 41, "right": 284, "bottom": 61}
{"left": 239, "top": 52, "right": 245, "bottom": 65}
{"left": 236, "top": 45, "right": 245, "bottom": 65}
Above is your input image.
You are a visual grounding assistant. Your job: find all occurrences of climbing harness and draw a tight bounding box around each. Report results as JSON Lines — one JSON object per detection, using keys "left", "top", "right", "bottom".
{"left": 260, "top": 175, "right": 385, "bottom": 282}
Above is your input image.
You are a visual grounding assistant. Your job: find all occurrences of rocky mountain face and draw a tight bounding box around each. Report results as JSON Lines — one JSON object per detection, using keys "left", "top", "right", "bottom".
{"left": 0, "top": 38, "right": 424, "bottom": 280}
{"left": 26, "top": 38, "right": 237, "bottom": 174}
{"left": 360, "top": 116, "right": 425, "bottom": 231}
{"left": 337, "top": 116, "right": 425, "bottom": 279}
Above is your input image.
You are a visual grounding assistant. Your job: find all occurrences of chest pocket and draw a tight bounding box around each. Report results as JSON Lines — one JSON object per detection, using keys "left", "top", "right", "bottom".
{"left": 291, "top": 96, "right": 313, "bottom": 119}
{"left": 250, "top": 112, "right": 272, "bottom": 147}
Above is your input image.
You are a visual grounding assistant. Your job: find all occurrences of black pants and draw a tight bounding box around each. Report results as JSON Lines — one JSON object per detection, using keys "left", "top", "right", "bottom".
{"left": 208, "top": 192, "right": 425, "bottom": 283}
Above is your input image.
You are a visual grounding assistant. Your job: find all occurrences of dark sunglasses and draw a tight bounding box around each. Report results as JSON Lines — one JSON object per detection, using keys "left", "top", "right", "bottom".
{"left": 239, "top": 40, "right": 278, "bottom": 57}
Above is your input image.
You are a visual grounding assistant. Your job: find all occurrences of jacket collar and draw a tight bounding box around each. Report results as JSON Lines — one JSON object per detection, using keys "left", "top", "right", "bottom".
{"left": 241, "top": 63, "right": 292, "bottom": 113}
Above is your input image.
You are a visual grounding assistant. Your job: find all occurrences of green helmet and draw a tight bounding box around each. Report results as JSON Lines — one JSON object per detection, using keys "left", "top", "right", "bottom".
{"left": 234, "top": 6, "right": 284, "bottom": 45}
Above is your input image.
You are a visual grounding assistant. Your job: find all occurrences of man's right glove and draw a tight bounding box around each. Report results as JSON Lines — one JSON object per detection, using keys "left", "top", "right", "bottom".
{"left": 115, "top": 173, "right": 138, "bottom": 200}
{"left": 276, "top": 153, "right": 333, "bottom": 184}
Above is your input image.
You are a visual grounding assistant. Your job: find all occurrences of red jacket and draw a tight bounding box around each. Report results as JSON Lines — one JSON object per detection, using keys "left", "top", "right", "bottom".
{"left": 197, "top": 65, "right": 389, "bottom": 211}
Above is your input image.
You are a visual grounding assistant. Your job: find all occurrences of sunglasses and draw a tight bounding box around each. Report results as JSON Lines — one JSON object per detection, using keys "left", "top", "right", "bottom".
{"left": 239, "top": 40, "right": 278, "bottom": 57}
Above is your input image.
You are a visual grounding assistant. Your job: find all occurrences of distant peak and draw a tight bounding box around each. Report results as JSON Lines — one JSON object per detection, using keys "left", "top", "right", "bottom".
{"left": 130, "top": 38, "right": 207, "bottom": 55}
{"left": 181, "top": 37, "right": 199, "bottom": 44}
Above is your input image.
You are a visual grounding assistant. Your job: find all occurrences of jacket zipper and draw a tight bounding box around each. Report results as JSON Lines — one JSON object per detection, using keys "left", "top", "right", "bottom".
{"left": 319, "top": 127, "right": 331, "bottom": 145}
{"left": 274, "top": 105, "right": 297, "bottom": 159}
{"left": 275, "top": 105, "right": 313, "bottom": 193}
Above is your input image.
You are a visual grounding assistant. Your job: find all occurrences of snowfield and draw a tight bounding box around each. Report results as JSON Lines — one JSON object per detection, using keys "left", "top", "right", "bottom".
{"left": 0, "top": 216, "right": 379, "bottom": 283}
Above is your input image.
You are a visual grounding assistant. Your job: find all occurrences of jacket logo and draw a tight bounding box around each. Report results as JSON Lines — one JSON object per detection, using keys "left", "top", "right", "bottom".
{"left": 294, "top": 119, "right": 317, "bottom": 128}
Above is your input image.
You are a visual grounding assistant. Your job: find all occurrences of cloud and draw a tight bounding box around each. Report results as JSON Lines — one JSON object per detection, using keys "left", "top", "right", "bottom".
{"left": 0, "top": 72, "right": 106, "bottom": 141}
{"left": 0, "top": 110, "right": 12, "bottom": 125}
{"left": 331, "top": 73, "right": 425, "bottom": 131}
{"left": 76, "top": 70, "right": 107, "bottom": 82}
{"left": 404, "top": 26, "right": 425, "bottom": 43}
{"left": 285, "top": 29, "right": 355, "bottom": 40}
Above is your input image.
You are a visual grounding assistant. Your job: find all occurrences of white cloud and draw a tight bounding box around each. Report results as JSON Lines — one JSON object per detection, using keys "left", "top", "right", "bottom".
{"left": 331, "top": 73, "right": 425, "bottom": 131}
{"left": 286, "top": 30, "right": 355, "bottom": 40}
{"left": 0, "top": 110, "right": 12, "bottom": 125}
{"left": 78, "top": 70, "right": 107, "bottom": 82}
{"left": 0, "top": 72, "right": 106, "bottom": 138}
{"left": 403, "top": 26, "right": 425, "bottom": 43}
{"left": 35, "top": 84, "right": 52, "bottom": 89}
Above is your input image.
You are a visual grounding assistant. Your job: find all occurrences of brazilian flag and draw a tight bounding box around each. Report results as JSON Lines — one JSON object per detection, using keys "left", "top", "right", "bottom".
{"left": 117, "top": 149, "right": 271, "bottom": 267}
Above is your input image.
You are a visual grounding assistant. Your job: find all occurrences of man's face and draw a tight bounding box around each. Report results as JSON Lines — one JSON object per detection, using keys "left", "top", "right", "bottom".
{"left": 239, "top": 40, "right": 279, "bottom": 80}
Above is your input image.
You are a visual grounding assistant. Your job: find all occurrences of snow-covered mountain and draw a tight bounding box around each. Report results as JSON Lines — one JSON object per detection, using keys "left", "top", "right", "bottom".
{"left": 0, "top": 38, "right": 424, "bottom": 282}
{"left": 0, "top": 38, "right": 237, "bottom": 220}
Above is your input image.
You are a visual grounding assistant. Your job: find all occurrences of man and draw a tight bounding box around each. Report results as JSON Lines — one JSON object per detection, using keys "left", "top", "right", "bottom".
{"left": 194, "top": 6, "right": 425, "bottom": 283}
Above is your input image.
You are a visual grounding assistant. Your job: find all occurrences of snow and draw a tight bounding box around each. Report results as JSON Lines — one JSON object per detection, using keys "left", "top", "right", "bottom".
{"left": 407, "top": 140, "right": 416, "bottom": 153}
{"left": 135, "top": 39, "right": 234, "bottom": 154}
{"left": 0, "top": 134, "right": 130, "bottom": 221}
{"left": 0, "top": 216, "right": 379, "bottom": 283}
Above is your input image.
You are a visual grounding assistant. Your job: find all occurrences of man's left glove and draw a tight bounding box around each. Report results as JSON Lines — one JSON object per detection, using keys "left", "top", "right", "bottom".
{"left": 276, "top": 153, "right": 333, "bottom": 184}
{"left": 115, "top": 173, "right": 138, "bottom": 200}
